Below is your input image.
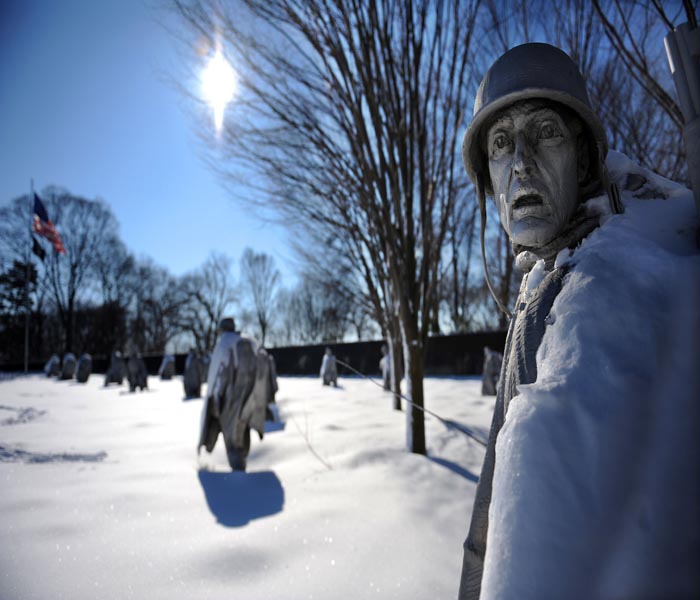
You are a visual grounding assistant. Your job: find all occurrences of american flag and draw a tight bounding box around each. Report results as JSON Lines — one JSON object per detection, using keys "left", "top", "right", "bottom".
{"left": 32, "top": 193, "right": 66, "bottom": 255}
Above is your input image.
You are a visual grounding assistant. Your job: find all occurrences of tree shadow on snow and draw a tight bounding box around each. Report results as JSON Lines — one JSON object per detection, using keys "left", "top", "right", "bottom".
{"left": 197, "top": 470, "right": 284, "bottom": 527}
{"left": 443, "top": 419, "right": 488, "bottom": 446}
{"left": 428, "top": 455, "right": 479, "bottom": 483}
{"left": 0, "top": 443, "right": 107, "bottom": 464}
{"left": 0, "top": 405, "right": 46, "bottom": 426}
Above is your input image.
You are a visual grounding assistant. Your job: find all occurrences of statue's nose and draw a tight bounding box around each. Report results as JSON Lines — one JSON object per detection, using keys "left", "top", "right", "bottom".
{"left": 512, "top": 133, "right": 535, "bottom": 178}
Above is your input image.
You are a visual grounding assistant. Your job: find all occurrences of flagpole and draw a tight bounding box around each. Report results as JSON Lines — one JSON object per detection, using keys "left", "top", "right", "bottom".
{"left": 23, "top": 179, "right": 34, "bottom": 374}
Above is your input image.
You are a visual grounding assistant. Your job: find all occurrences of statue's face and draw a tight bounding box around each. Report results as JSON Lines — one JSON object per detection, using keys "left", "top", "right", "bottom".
{"left": 486, "top": 100, "right": 581, "bottom": 248}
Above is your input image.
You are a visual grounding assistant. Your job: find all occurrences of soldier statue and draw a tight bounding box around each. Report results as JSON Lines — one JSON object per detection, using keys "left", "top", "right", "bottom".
{"left": 458, "top": 43, "right": 699, "bottom": 599}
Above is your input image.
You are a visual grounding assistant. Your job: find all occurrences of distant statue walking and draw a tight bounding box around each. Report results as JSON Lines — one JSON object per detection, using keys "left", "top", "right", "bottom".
{"left": 60, "top": 353, "right": 76, "bottom": 380}
{"left": 198, "top": 318, "right": 268, "bottom": 471}
{"left": 379, "top": 344, "right": 392, "bottom": 391}
{"left": 320, "top": 347, "right": 338, "bottom": 387}
{"left": 158, "top": 354, "right": 175, "bottom": 380}
{"left": 104, "top": 351, "right": 125, "bottom": 386}
{"left": 76, "top": 353, "right": 92, "bottom": 383}
{"left": 480, "top": 347, "right": 502, "bottom": 396}
{"left": 44, "top": 354, "right": 60, "bottom": 377}
{"left": 127, "top": 353, "right": 148, "bottom": 392}
{"left": 183, "top": 348, "right": 202, "bottom": 399}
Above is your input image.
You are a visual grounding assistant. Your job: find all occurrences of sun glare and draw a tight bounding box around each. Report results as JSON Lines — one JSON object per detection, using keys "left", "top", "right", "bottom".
{"left": 201, "top": 47, "right": 237, "bottom": 133}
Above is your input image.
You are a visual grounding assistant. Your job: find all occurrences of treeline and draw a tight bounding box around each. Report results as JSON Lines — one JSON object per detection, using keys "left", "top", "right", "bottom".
{"left": 0, "top": 190, "right": 385, "bottom": 364}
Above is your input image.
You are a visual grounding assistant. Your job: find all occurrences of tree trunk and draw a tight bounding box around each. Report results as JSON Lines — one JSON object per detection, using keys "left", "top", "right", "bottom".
{"left": 388, "top": 330, "right": 403, "bottom": 411}
{"left": 401, "top": 317, "right": 426, "bottom": 455}
{"left": 65, "top": 298, "right": 75, "bottom": 354}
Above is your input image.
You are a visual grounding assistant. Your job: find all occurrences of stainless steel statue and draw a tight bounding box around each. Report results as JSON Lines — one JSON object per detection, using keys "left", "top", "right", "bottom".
{"left": 458, "top": 43, "right": 699, "bottom": 599}
{"left": 198, "top": 318, "right": 268, "bottom": 471}
{"left": 183, "top": 348, "right": 202, "bottom": 399}
{"left": 379, "top": 344, "right": 392, "bottom": 391}
{"left": 127, "top": 353, "right": 148, "bottom": 392}
{"left": 60, "top": 353, "right": 76, "bottom": 380}
{"left": 44, "top": 354, "right": 60, "bottom": 377}
{"left": 158, "top": 354, "right": 175, "bottom": 380}
{"left": 480, "top": 347, "right": 502, "bottom": 397}
{"left": 75, "top": 353, "right": 92, "bottom": 383}
{"left": 104, "top": 350, "right": 125, "bottom": 386}
{"left": 320, "top": 347, "right": 338, "bottom": 387}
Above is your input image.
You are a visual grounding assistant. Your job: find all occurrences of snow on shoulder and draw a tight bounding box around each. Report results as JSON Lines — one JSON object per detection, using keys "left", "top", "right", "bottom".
{"left": 482, "top": 151, "right": 700, "bottom": 599}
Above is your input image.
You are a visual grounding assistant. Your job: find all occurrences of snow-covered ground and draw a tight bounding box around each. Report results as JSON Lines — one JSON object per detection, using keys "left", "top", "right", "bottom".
{"left": 0, "top": 373, "right": 492, "bottom": 600}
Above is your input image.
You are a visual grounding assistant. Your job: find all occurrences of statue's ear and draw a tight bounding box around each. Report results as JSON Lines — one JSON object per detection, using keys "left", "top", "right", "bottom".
{"left": 577, "top": 133, "right": 590, "bottom": 185}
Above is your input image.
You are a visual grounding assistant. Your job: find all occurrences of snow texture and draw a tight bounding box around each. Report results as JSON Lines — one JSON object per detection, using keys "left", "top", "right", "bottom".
{"left": 481, "top": 151, "right": 700, "bottom": 599}
{"left": 0, "top": 373, "right": 490, "bottom": 599}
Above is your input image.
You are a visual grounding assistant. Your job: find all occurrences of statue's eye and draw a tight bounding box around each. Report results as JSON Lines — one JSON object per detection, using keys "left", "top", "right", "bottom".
{"left": 539, "top": 122, "right": 559, "bottom": 139}
{"left": 492, "top": 134, "right": 510, "bottom": 150}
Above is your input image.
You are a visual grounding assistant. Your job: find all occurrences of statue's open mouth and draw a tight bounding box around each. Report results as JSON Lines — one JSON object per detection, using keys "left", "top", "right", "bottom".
{"left": 512, "top": 194, "right": 543, "bottom": 210}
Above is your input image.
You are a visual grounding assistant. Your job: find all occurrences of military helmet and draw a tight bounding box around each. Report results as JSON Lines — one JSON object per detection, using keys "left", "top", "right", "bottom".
{"left": 219, "top": 317, "right": 236, "bottom": 332}
{"left": 462, "top": 43, "right": 608, "bottom": 195}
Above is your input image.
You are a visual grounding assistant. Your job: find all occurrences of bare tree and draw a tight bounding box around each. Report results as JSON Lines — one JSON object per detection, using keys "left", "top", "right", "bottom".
{"left": 276, "top": 274, "right": 351, "bottom": 345}
{"left": 94, "top": 235, "right": 135, "bottom": 308}
{"left": 0, "top": 260, "right": 38, "bottom": 363}
{"left": 240, "top": 247, "right": 280, "bottom": 346}
{"left": 0, "top": 195, "right": 34, "bottom": 261}
{"left": 590, "top": 0, "right": 693, "bottom": 182}
{"left": 91, "top": 235, "right": 136, "bottom": 354}
{"left": 179, "top": 252, "right": 236, "bottom": 353}
{"left": 34, "top": 188, "right": 121, "bottom": 353}
{"left": 128, "top": 258, "right": 183, "bottom": 354}
{"left": 442, "top": 196, "right": 480, "bottom": 332}
{"left": 173, "top": 0, "right": 482, "bottom": 453}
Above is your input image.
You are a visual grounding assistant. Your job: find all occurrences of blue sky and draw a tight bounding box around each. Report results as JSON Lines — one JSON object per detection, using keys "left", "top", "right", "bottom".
{"left": 0, "top": 0, "right": 294, "bottom": 283}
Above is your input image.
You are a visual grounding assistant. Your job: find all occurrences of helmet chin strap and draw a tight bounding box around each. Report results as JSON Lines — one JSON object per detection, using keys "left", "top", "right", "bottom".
{"left": 598, "top": 142, "right": 624, "bottom": 215}
{"left": 478, "top": 173, "right": 513, "bottom": 319}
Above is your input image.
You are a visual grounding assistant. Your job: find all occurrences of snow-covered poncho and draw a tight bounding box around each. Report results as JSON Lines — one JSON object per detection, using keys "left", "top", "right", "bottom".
{"left": 380, "top": 351, "right": 392, "bottom": 391}
{"left": 104, "top": 351, "right": 124, "bottom": 385}
{"left": 320, "top": 353, "right": 338, "bottom": 386}
{"left": 60, "top": 353, "right": 76, "bottom": 380}
{"left": 44, "top": 354, "right": 60, "bottom": 377}
{"left": 199, "top": 332, "right": 268, "bottom": 461}
{"left": 75, "top": 353, "right": 92, "bottom": 383}
{"left": 183, "top": 350, "right": 201, "bottom": 398}
{"left": 158, "top": 354, "right": 175, "bottom": 380}
{"left": 126, "top": 355, "right": 148, "bottom": 392}
{"left": 475, "top": 151, "right": 700, "bottom": 598}
{"left": 480, "top": 348, "right": 502, "bottom": 396}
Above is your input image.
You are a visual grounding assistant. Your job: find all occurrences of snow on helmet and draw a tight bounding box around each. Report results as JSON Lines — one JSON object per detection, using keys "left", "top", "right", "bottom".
{"left": 462, "top": 42, "right": 608, "bottom": 195}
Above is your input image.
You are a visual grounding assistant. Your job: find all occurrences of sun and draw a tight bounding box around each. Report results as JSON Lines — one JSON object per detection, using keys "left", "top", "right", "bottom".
{"left": 201, "top": 46, "right": 237, "bottom": 133}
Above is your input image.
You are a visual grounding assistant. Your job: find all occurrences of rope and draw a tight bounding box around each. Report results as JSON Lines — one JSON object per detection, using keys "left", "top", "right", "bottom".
{"left": 335, "top": 359, "right": 487, "bottom": 448}
{"left": 290, "top": 412, "right": 333, "bottom": 471}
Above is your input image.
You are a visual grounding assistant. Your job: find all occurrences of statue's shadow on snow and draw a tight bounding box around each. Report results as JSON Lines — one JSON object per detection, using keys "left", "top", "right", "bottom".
{"left": 264, "top": 420, "right": 286, "bottom": 433}
{"left": 197, "top": 470, "right": 285, "bottom": 527}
